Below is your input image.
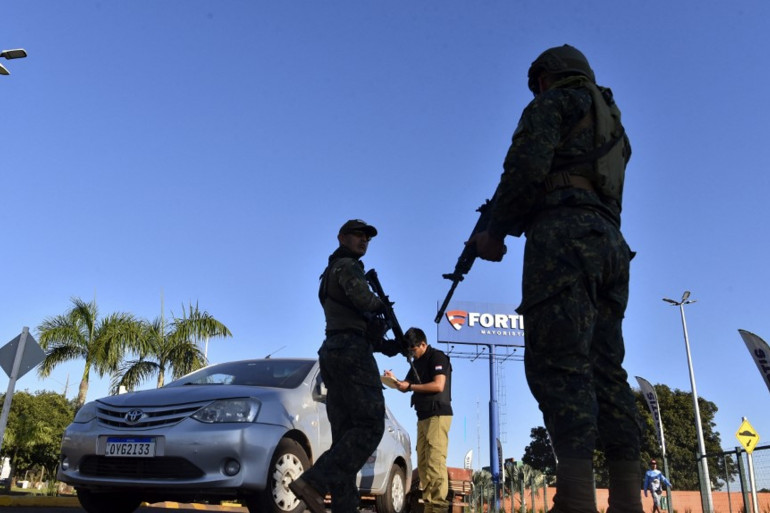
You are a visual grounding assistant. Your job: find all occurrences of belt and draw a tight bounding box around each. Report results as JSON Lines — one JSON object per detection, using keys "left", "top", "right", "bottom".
{"left": 543, "top": 172, "right": 596, "bottom": 193}
{"left": 325, "top": 328, "right": 365, "bottom": 336}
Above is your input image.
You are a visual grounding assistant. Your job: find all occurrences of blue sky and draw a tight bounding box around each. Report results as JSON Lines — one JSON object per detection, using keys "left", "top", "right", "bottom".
{"left": 3, "top": 1, "right": 770, "bottom": 474}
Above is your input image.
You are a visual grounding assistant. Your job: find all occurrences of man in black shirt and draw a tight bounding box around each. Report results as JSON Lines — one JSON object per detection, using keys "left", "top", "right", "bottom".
{"left": 385, "top": 327, "right": 452, "bottom": 513}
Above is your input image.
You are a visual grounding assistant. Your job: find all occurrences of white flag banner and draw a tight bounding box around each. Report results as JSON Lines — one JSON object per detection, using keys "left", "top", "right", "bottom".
{"left": 463, "top": 449, "right": 473, "bottom": 470}
{"left": 636, "top": 376, "right": 666, "bottom": 454}
{"left": 738, "top": 329, "right": 770, "bottom": 395}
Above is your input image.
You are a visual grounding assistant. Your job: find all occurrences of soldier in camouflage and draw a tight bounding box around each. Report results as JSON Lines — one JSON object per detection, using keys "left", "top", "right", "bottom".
{"left": 290, "top": 219, "right": 401, "bottom": 513}
{"left": 469, "top": 45, "right": 643, "bottom": 513}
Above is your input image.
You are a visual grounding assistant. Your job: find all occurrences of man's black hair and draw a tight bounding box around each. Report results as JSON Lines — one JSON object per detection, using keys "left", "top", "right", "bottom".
{"left": 404, "top": 327, "right": 426, "bottom": 348}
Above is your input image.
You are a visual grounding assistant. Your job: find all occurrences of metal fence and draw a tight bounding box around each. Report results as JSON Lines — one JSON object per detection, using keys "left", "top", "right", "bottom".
{"left": 466, "top": 447, "right": 770, "bottom": 513}
{"left": 713, "top": 444, "right": 770, "bottom": 513}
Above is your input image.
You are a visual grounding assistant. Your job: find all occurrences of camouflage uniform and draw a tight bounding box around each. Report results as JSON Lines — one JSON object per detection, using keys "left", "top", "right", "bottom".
{"left": 301, "top": 245, "right": 386, "bottom": 513}
{"left": 488, "top": 65, "right": 642, "bottom": 481}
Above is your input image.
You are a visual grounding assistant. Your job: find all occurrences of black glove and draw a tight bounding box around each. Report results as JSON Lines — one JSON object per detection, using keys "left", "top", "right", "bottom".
{"left": 377, "top": 339, "right": 402, "bottom": 357}
{"left": 366, "top": 316, "right": 389, "bottom": 342}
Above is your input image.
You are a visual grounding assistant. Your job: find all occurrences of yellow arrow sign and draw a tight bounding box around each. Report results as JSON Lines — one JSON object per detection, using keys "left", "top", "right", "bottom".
{"left": 736, "top": 418, "right": 760, "bottom": 454}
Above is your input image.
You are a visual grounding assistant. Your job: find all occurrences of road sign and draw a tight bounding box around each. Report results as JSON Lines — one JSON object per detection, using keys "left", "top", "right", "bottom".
{"left": 0, "top": 331, "right": 45, "bottom": 379}
{"left": 0, "top": 328, "right": 47, "bottom": 454}
{"left": 736, "top": 418, "right": 760, "bottom": 454}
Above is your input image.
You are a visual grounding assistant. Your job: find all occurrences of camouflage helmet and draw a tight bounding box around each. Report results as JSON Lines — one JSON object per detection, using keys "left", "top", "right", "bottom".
{"left": 527, "top": 44, "right": 596, "bottom": 94}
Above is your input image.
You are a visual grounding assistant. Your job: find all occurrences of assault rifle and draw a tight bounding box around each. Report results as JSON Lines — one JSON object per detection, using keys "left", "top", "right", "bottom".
{"left": 365, "top": 268, "right": 421, "bottom": 383}
{"left": 434, "top": 195, "right": 496, "bottom": 324}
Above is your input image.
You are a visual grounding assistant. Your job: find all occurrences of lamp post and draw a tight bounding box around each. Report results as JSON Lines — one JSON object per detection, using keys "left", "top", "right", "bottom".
{"left": 662, "top": 291, "right": 713, "bottom": 513}
{"left": 1, "top": 48, "right": 27, "bottom": 75}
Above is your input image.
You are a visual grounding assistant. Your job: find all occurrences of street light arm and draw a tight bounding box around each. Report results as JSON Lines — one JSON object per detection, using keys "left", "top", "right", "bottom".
{"left": 662, "top": 298, "right": 679, "bottom": 305}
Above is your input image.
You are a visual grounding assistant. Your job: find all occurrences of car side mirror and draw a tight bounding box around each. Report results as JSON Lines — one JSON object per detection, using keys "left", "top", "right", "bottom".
{"left": 312, "top": 380, "right": 328, "bottom": 403}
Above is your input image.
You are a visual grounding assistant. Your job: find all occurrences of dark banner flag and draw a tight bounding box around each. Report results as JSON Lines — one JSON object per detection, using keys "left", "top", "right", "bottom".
{"left": 738, "top": 329, "right": 770, "bottom": 395}
{"left": 636, "top": 376, "right": 666, "bottom": 453}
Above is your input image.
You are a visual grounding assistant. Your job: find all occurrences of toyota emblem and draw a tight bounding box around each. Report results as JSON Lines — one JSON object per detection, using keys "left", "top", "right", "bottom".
{"left": 124, "top": 409, "right": 145, "bottom": 425}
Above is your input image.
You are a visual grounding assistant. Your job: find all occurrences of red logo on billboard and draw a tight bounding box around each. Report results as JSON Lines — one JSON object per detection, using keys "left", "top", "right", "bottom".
{"left": 445, "top": 310, "right": 467, "bottom": 331}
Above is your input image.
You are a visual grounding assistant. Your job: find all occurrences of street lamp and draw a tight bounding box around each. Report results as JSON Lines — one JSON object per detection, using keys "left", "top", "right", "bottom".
{"left": 1, "top": 48, "right": 28, "bottom": 75}
{"left": 662, "top": 291, "right": 714, "bottom": 513}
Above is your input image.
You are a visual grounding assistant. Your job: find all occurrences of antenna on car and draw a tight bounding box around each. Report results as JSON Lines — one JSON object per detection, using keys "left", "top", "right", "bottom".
{"left": 265, "top": 345, "right": 286, "bottom": 359}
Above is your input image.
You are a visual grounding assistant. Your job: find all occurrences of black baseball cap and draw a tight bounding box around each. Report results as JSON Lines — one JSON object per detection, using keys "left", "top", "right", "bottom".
{"left": 338, "top": 219, "right": 378, "bottom": 238}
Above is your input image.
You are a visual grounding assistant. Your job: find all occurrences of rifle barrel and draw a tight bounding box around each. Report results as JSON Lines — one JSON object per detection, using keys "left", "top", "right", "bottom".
{"left": 435, "top": 279, "right": 460, "bottom": 324}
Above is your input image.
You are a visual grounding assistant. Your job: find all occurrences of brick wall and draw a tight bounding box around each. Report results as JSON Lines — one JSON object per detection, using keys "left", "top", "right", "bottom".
{"left": 494, "top": 488, "right": 770, "bottom": 513}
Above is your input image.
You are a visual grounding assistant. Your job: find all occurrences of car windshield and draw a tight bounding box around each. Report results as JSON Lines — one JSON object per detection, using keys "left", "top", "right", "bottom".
{"left": 165, "top": 359, "right": 316, "bottom": 389}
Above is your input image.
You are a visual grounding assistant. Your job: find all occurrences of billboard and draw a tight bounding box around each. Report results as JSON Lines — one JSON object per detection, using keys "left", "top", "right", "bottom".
{"left": 436, "top": 300, "right": 524, "bottom": 345}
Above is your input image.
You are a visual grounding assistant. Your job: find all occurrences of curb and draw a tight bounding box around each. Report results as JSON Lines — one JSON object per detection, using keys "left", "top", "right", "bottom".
{"left": 0, "top": 495, "right": 81, "bottom": 507}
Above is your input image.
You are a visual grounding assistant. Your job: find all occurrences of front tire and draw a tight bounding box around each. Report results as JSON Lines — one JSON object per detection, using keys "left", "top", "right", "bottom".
{"left": 246, "top": 437, "right": 310, "bottom": 513}
{"left": 375, "top": 464, "right": 407, "bottom": 513}
{"left": 76, "top": 488, "right": 142, "bottom": 513}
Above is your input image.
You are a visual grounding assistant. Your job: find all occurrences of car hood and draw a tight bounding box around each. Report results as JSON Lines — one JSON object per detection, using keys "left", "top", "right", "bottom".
{"left": 94, "top": 384, "right": 290, "bottom": 407}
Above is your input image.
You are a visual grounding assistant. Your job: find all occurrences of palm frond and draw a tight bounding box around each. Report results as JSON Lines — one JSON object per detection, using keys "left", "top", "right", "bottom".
{"left": 68, "top": 297, "right": 98, "bottom": 335}
{"left": 38, "top": 344, "right": 88, "bottom": 377}
{"left": 93, "top": 312, "right": 144, "bottom": 375}
{"left": 37, "top": 315, "right": 87, "bottom": 350}
{"left": 171, "top": 301, "right": 232, "bottom": 343}
{"left": 167, "top": 340, "right": 206, "bottom": 380}
{"left": 111, "top": 359, "right": 160, "bottom": 394}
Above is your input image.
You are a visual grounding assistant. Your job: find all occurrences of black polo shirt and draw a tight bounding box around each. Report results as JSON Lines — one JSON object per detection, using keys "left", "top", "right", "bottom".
{"left": 407, "top": 345, "right": 453, "bottom": 420}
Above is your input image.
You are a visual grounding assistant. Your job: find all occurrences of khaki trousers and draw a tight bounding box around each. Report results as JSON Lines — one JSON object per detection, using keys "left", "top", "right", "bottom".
{"left": 416, "top": 415, "right": 452, "bottom": 513}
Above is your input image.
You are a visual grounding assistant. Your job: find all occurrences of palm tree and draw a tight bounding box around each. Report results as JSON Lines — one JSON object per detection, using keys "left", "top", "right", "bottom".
{"left": 175, "top": 301, "right": 233, "bottom": 358}
{"left": 112, "top": 302, "right": 232, "bottom": 392}
{"left": 505, "top": 463, "right": 547, "bottom": 513}
{"left": 472, "top": 469, "right": 494, "bottom": 506}
{"left": 36, "top": 297, "right": 143, "bottom": 408}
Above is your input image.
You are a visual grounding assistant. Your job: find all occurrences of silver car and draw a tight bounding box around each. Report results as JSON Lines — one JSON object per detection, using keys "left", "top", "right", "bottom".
{"left": 58, "top": 358, "right": 412, "bottom": 513}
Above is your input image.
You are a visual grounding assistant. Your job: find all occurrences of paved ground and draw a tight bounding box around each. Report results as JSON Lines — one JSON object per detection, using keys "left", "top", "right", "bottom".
{"left": 0, "top": 494, "right": 384, "bottom": 512}
{"left": 0, "top": 496, "right": 249, "bottom": 511}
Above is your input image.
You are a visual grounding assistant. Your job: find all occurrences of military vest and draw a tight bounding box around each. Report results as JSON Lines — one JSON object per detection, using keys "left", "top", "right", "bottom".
{"left": 318, "top": 257, "right": 368, "bottom": 333}
{"left": 319, "top": 258, "right": 358, "bottom": 312}
{"left": 549, "top": 75, "right": 630, "bottom": 205}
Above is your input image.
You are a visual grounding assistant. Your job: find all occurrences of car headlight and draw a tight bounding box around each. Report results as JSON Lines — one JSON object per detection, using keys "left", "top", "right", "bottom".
{"left": 72, "top": 402, "right": 97, "bottom": 423}
{"left": 191, "top": 398, "right": 261, "bottom": 423}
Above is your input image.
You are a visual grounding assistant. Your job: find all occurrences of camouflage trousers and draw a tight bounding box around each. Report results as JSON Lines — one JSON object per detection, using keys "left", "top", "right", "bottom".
{"left": 303, "top": 332, "right": 385, "bottom": 513}
{"left": 519, "top": 207, "right": 642, "bottom": 461}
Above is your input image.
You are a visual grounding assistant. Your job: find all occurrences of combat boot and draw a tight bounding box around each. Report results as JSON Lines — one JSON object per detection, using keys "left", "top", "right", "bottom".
{"left": 289, "top": 476, "right": 326, "bottom": 513}
{"left": 550, "top": 458, "right": 598, "bottom": 513}
{"left": 607, "top": 460, "right": 644, "bottom": 513}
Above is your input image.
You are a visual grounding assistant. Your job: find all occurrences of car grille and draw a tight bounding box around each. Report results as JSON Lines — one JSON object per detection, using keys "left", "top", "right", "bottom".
{"left": 96, "top": 401, "right": 212, "bottom": 429}
{"left": 79, "top": 456, "right": 204, "bottom": 479}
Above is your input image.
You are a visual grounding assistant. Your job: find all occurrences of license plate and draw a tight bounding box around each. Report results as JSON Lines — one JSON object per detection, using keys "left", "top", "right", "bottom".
{"left": 105, "top": 437, "right": 156, "bottom": 457}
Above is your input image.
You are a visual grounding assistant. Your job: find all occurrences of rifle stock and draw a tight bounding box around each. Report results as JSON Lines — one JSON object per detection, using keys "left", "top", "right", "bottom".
{"left": 434, "top": 197, "right": 494, "bottom": 324}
